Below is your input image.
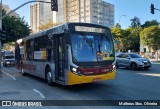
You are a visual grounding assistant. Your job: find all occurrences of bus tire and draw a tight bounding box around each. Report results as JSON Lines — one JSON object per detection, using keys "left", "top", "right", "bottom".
{"left": 21, "top": 63, "right": 26, "bottom": 76}
{"left": 45, "top": 67, "right": 53, "bottom": 86}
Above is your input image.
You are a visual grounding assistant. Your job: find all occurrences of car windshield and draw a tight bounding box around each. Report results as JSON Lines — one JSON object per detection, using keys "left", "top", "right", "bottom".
{"left": 129, "top": 54, "right": 142, "bottom": 58}
{"left": 5, "top": 56, "right": 14, "bottom": 59}
{"left": 71, "top": 32, "right": 114, "bottom": 62}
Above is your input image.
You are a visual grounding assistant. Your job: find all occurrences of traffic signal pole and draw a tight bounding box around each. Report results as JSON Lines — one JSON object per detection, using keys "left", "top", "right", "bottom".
{"left": 150, "top": 4, "right": 160, "bottom": 14}
{"left": 0, "top": 0, "right": 51, "bottom": 77}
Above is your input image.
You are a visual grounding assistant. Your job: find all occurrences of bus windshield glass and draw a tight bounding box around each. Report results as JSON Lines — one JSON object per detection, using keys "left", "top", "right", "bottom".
{"left": 71, "top": 32, "right": 114, "bottom": 62}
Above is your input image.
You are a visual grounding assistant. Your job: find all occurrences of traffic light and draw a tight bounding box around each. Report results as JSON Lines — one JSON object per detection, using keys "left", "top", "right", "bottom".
{"left": 150, "top": 4, "right": 154, "bottom": 14}
{"left": 51, "top": 0, "right": 58, "bottom": 11}
{"left": 0, "top": 29, "right": 6, "bottom": 41}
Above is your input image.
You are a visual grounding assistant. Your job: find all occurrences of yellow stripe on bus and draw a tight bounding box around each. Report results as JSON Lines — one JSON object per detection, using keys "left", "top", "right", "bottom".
{"left": 68, "top": 69, "right": 116, "bottom": 85}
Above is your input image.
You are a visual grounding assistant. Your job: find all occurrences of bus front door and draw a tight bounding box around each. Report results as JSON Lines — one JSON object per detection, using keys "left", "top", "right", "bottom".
{"left": 55, "top": 35, "right": 65, "bottom": 82}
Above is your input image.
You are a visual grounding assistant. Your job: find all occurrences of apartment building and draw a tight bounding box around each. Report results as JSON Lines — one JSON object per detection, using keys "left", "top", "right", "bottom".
{"left": 30, "top": 3, "right": 43, "bottom": 33}
{"left": 30, "top": 0, "right": 114, "bottom": 33}
{"left": 65, "top": 0, "right": 114, "bottom": 27}
{"left": 30, "top": 0, "right": 65, "bottom": 33}
{"left": 2, "top": 4, "right": 19, "bottom": 18}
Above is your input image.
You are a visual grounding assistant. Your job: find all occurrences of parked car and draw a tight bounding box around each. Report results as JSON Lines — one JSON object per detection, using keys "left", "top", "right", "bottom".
{"left": 116, "top": 53, "right": 152, "bottom": 70}
{"left": 2, "top": 54, "right": 16, "bottom": 67}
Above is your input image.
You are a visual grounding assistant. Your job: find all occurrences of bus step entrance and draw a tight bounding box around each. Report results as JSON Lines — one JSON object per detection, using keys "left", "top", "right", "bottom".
{"left": 58, "top": 76, "right": 64, "bottom": 81}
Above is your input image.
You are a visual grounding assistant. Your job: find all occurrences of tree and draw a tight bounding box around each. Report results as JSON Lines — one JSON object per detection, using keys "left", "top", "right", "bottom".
{"left": 112, "top": 26, "right": 142, "bottom": 52}
{"left": 111, "top": 27, "right": 128, "bottom": 52}
{"left": 140, "top": 26, "right": 160, "bottom": 53}
{"left": 39, "top": 19, "right": 63, "bottom": 31}
{"left": 2, "top": 42, "right": 15, "bottom": 51}
{"left": 115, "top": 23, "right": 121, "bottom": 28}
{"left": 130, "top": 17, "right": 141, "bottom": 28}
{"left": 2, "top": 10, "right": 30, "bottom": 44}
{"left": 127, "top": 27, "right": 142, "bottom": 52}
{"left": 141, "top": 20, "right": 159, "bottom": 28}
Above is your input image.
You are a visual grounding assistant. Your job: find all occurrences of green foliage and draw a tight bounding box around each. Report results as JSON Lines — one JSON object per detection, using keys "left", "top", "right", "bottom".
{"left": 2, "top": 10, "right": 30, "bottom": 44}
{"left": 112, "top": 26, "right": 141, "bottom": 52}
{"left": 115, "top": 23, "right": 121, "bottom": 28}
{"left": 130, "top": 17, "right": 141, "bottom": 28}
{"left": 111, "top": 27, "right": 124, "bottom": 52}
{"left": 127, "top": 27, "right": 142, "bottom": 52}
{"left": 113, "top": 16, "right": 160, "bottom": 53}
{"left": 141, "top": 20, "right": 159, "bottom": 28}
{"left": 140, "top": 26, "right": 160, "bottom": 52}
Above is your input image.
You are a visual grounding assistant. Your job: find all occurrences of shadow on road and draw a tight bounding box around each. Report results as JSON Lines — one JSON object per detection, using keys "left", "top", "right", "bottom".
{"left": 21, "top": 72, "right": 116, "bottom": 92}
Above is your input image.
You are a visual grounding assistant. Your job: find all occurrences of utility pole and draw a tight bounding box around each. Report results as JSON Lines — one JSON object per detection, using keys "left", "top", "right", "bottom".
{"left": 0, "top": 0, "right": 2, "bottom": 77}
{"left": 0, "top": 0, "right": 52, "bottom": 77}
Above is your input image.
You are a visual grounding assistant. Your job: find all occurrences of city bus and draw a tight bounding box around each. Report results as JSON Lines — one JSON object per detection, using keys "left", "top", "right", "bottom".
{"left": 16, "top": 22, "right": 116, "bottom": 85}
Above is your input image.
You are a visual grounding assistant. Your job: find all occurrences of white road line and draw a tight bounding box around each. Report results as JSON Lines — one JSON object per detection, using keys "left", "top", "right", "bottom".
{"left": 33, "top": 89, "right": 45, "bottom": 99}
{"left": 2, "top": 71, "right": 16, "bottom": 80}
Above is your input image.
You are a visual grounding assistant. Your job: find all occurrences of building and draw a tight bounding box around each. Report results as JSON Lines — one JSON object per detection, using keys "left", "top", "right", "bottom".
{"left": 30, "top": 0, "right": 114, "bottom": 33}
{"left": 140, "top": 42, "right": 160, "bottom": 59}
{"left": 65, "top": 0, "right": 114, "bottom": 28}
{"left": 30, "top": 3, "right": 43, "bottom": 33}
{"left": 30, "top": 0, "right": 65, "bottom": 33}
{"left": 2, "top": 4, "right": 19, "bottom": 18}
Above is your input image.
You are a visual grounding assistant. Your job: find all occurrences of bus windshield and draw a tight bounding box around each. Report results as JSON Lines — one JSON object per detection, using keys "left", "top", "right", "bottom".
{"left": 71, "top": 32, "right": 114, "bottom": 62}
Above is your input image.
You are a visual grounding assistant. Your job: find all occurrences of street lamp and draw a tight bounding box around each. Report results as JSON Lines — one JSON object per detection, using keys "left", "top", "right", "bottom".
{"left": 119, "top": 15, "right": 126, "bottom": 25}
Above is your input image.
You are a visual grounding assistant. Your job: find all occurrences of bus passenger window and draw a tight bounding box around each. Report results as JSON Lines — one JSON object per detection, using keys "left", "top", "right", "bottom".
{"left": 26, "top": 40, "right": 34, "bottom": 60}
{"left": 34, "top": 42, "right": 40, "bottom": 51}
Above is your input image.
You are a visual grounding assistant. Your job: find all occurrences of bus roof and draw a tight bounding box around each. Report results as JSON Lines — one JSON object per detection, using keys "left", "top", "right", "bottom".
{"left": 18, "top": 22, "right": 110, "bottom": 41}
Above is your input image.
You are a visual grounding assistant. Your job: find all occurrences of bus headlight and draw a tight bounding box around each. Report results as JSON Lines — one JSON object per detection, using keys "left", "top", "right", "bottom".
{"left": 72, "top": 68, "right": 77, "bottom": 72}
{"left": 113, "top": 65, "right": 116, "bottom": 69}
{"left": 70, "top": 66, "right": 81, "bottom": 76}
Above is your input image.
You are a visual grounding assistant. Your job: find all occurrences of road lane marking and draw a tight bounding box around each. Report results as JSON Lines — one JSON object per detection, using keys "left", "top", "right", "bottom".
{"left": 2, "top": 71, "right": 16, "bottom": 80}
{"left": 33, "top": 89, "right": 45, "bottom": 99}
{"left": 138, "top": 73, "right": 160, "bottom": 77}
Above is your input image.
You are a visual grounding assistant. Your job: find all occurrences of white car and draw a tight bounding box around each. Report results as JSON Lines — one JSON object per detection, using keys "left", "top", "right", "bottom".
{"left": 116, "top": 53, "right": 152, "bottom": 70}
{"left": 3, "top": 54, "right": 16, "bottom": 67}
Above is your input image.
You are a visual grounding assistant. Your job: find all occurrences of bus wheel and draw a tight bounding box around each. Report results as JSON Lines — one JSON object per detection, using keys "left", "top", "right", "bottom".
{"left": 21, "top": 63, "right": 26, "bottom": 76}
{"left": 46, "top": 67, "right": 53, "bottom": 86}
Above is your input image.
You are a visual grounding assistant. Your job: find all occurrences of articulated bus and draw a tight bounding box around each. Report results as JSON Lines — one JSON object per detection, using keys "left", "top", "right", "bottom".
{"left": 17, "top": 23, "right": 116, "bottom": 85}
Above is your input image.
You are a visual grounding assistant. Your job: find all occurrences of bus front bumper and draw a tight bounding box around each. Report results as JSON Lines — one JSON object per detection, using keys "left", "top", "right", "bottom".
{"left": 67, "top": 69, "right": 116, "bottom": 85}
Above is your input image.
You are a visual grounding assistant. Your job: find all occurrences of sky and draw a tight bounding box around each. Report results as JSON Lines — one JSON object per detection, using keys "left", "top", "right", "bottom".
{"left": 2, "top": 0, "right": 160, "bottom": 29}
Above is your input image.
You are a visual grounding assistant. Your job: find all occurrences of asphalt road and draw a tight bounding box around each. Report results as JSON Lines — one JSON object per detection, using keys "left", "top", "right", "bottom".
{"left": 0, "top": 64, "right": 160, "bottom": 109}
